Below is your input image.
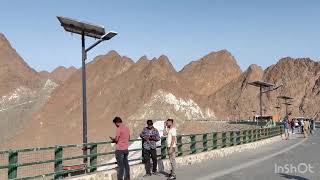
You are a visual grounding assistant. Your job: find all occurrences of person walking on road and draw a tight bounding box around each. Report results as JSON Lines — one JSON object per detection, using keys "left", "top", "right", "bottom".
{"left": 140, "top": 120, "right": 160, "bottom": 177}
{"left": 303, "top": 120, "right": 310, "bottom": 138}
{"left": 163, "top": 119, "right": 177, "bottom": 180}
{"left": 290, "top": 119, "right": 295, "bottom": 134}
{"left": 283, "top": 116, "right": 290, "bottom": 140}
{"left": 110, "top": 117, "right": 131, "bottom": 180}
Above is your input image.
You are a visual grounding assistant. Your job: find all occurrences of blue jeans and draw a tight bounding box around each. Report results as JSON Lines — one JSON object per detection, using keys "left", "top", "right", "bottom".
{"left": 115, "top": 150, "right": 130, "bottom": 180}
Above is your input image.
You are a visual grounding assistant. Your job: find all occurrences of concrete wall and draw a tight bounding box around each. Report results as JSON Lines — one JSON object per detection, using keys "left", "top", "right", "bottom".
{"left": 67, "top": 136, "right": 281, "bottom": 180}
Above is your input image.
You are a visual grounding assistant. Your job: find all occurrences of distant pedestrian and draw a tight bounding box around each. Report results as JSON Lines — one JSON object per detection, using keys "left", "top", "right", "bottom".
{"left": 163, "top": 119, "right": 177, "bottom": 180}
{"left": 282, "top": 116, "right": 290, "bottom": 140}
{"left": 301, "top": 120, "right": 305, "bottom": 134}
{"left": 310, "top": 119, "right": 315, "bottom": 134}
{"left": 290, "top": 119, "right": 295, "bottom": 134}
{"left": 140, "top": 120, "right": 160, "bottom": 177}
{"left": 303, "top": 120, "right": 310, "bottom": 138}
{"left": 298, "top": 120, "right": 302, "bottom": 133}
{"left": 110, "top": 117, "right": 130, "bottom": 180}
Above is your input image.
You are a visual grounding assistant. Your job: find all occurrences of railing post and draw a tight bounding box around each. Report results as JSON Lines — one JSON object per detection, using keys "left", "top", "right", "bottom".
{"left": 257, "top": 128, "right": 261, "bottom": 140}
{"left": 212, "top": 132, "right": 218, "bottom": 149}
{"left": 252, "top": 129, "right": 256, "bottom": 141}
{"left": 261, "top": 128, "right": 265, "bottom": 139}
{"left": 8, "top": 150, "right": 18, "bottom": 179}
{"left": 250, "top": 129, "right": 253, "bottom": 142}
{"left": 177, "top": 136, "right": 183, "bottom": 156}
{"left": 229, "top": 131, "right": 234, "bottom": 146}
{"left": 190, "top": 135, "right": 196, "bottom": 154}
{"left": 279, "top": 125, "right": 283, "bottom": 135}
{"left": 270, "top": 127, "right": 274, "bottom": 137}
{"left": 54, "top": 146, "right": 63, "bottom": 179}
{"left": 161, "top": 137, "right": 167, "bottom": 159}
{"left": 242, "top": 130, "right": 247, "bottom": 144}
{"left": 236, "top": 131, "right": 241, "bottom": 145}
{"left": 203, "top": 134, "right": 208, "bottom": 151}
{"left": 222, "top": 132, "right": 227, "bottom": 148}
{"left": 89, "top": 144, "right": 97, "bottom": 172}
{"left": 266, "top": 128, "right": 270, "bottom": 138}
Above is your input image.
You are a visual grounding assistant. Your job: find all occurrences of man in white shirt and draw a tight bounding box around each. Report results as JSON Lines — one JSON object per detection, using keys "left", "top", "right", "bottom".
{"left": 163, "top": 119, "right": 177, "bottom": 180}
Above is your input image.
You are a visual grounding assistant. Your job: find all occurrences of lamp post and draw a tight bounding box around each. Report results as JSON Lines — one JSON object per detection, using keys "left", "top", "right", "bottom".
{"left": 275, "top": 106, "right": 281, "bottom": 121}
{"left": 57, "top": 16, "right": 117, "bottom": 165}
{"left": 248, "top": 81, "right": 282, "bottom": 126}
{"left": 248, "top": 81, "right": 274, "bottom": 125}
{"left": 277, "top": 96, "right": 294, "bottom": 118}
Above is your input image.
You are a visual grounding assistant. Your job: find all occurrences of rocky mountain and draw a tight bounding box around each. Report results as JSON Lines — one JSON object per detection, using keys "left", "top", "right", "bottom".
{"left": 4, "top": 51, "right": 229, "bottom": 148}
{"left": 208, "top": 64, "right": 264, "bottom": 120}
{"left": 208, "top": 57, "right": 320, "bottom": 121}
{"left": 39, "top": 66, "right": 77, "bottom": 83}
{"left": 0, "top": 34, "right": 59, "bottom": 144}
{"left": 179, "top": 50, "right": 242, "bottom": 96}
{"left": 262, "top": 57, "right": 320, "bottom": 119}
{"left": 0, "top": 33, "right": 43, "bottom": 96}
{"left": 1, "top": 34, "right": 320, "bottom": 148}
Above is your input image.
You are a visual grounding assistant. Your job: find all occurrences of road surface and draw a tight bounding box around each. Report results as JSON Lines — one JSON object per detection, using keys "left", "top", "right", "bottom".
{"left": 138, "top": 129, "right": 320, "bottom": 180}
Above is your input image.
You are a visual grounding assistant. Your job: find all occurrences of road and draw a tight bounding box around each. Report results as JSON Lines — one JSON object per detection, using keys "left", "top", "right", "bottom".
{"left": 138, "top": 129, "right": 320, "bottom": 180}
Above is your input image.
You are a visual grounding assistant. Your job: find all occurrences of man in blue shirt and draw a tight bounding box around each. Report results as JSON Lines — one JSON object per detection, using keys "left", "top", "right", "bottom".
{"left": 140, "top": 120, "right": 160, "bottom": 176}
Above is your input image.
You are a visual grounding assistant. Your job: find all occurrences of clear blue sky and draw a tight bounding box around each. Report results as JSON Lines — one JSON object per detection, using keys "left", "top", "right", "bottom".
{"left": 1, "top": 0, "right": 319, "bottom": 72}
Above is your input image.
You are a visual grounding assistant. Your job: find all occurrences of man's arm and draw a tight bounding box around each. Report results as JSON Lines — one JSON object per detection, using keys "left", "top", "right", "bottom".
{"left": 111, "top": 128, "right": 120, "bottom": 143}
{"left": 169, "top": 136, "right": 176, "bottom": 148}
{"left": 168, "top": 128, "right": 176, "bottom": 153}
{"left": 140, "top": 128, "right": 146, "bottom": 139}
{"left": 163, "top": 122, "right": 168, "bottom": 136}
{"left": 153, "top": 129, "right": 160, "bottom": 141}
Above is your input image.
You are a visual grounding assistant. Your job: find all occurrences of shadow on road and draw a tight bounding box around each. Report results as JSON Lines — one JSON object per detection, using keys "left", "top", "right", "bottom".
{"left": 278, "top": 173, "right": 309, "bottom": 180}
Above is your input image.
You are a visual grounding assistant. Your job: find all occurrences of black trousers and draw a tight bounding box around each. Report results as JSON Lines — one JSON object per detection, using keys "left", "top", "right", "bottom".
{"left": 115, "top": 150, "right": 130, "bottom": 180}
{"left": 143, "top": 148, "right": 157, "bottom": 174}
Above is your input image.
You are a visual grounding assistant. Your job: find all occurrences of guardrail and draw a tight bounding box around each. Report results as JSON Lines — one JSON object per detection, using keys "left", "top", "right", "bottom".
{"left": 0, "top": 126, "right": 283, "bottom": 180}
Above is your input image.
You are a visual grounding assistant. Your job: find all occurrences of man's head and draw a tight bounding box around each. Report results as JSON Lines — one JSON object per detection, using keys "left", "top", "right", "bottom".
{"left": 166, "top": 119, "right": 174, "bottom": 128}
{"left": 113, "top": 116, "right": 122, "bottom": 127}
{"left": 147, "top": 120, "right": 153, "bottom": 128}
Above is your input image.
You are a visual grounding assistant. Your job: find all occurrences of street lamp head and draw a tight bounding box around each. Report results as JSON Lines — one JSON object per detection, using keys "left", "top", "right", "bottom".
{"left": 101, "top": 31, "right": 118, "bottom": 41}
{"left": 57, "top": 16, "right": 106, "bottom": 39}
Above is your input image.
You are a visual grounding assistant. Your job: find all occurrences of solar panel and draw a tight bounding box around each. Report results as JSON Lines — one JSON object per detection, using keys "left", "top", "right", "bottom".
{"left": 277, "top": 96, "right": 294, "bottom": 100}
{"left": 57, "top": 16, "right": 106, "bottom": 39}
{"left": 101, "top": 31, "right": 118, "bottom": 40}
{"left": 248, "top": 81, "right": 274, "bottom": 87}
{"left": 283, "top": 103, "right": 292, "bottom": 105}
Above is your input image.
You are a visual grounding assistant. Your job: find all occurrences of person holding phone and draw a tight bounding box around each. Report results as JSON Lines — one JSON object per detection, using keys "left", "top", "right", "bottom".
{"left": 140, "top": 120, "right": 160, "bottom": 177}
{"left": 110, "top": 117, "right": 130, "bottom": 180}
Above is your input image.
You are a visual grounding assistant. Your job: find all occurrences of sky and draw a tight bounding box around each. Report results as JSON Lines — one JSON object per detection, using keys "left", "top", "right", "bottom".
{"left": 1, "top": 0, "right": 320, "bottom": 72}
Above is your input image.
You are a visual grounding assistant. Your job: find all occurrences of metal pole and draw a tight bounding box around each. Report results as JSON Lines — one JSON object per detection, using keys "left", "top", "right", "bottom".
{"left": 81, "top": 32, "right": 88, "bottom": 165}
{"left": 285, "top": 100, "right": 288, "bottom": 117}
{"left": 258, "top": 86, "right": 262, "bottom": 126}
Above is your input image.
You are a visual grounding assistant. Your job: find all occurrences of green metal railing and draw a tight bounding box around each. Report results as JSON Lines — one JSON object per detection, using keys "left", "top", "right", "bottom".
{"left": 0, "top": 126, "right": 283, "bottom": 180}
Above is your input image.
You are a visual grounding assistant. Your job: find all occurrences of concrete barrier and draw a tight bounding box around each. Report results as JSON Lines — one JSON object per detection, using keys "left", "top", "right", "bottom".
{"left": 67, "top": 135, "right": 281, "bottom": 180}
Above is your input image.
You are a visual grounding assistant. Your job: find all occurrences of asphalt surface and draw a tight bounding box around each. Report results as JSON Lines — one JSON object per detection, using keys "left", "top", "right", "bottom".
{"left": 137, "top": 129, "right": 320, "bottom": 180}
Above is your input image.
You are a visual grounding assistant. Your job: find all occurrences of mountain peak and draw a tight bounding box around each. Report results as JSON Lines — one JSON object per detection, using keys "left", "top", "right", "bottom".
{"left": 0, "top": 33, "right": 12, "bottom": 49}
{"left": 155, "top": 55, "right": 175, "bottom": 70}
{"left": 105, "top": 50, "right": 120, "bottom": 57}
{"left": 137, "top": 55, "right": 149, "bottom": 62}
{"left": 179, "top": 50, "right": 242, "bottom": 95}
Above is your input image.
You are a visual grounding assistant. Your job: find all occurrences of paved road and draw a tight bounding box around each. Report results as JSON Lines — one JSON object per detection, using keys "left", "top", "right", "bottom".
{"left": 138, "top": 129, "right": 320, "bottom": 180}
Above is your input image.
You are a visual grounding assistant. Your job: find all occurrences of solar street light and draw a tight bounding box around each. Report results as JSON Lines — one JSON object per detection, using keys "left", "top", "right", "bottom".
{"left": 57, "top": 16, "right": 117, "bottom": 166}
{"left": 248, "top": 81, "right": 275, "bottom": 125}
{"left": 278, "top": 96, "right": 294, "bottom": 118}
